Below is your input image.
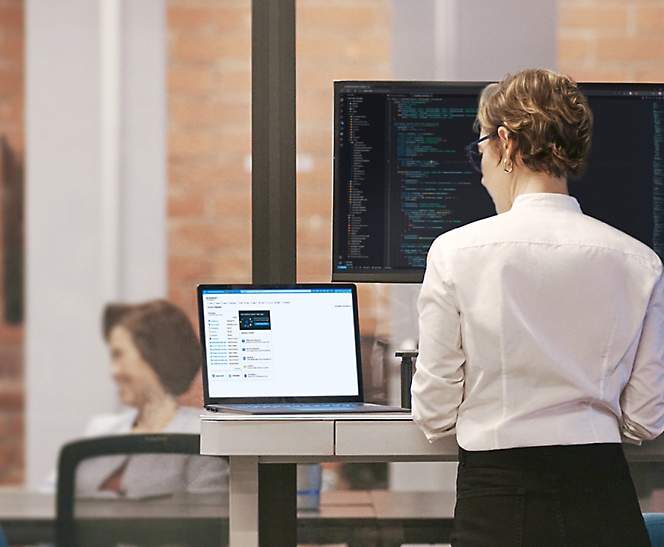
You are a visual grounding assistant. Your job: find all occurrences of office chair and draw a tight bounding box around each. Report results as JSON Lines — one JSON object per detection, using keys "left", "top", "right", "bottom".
{"left": 56, "top": 433, "right": 228, "bottom": 547}
{"left": 644, "top": 513, "right": 664, "bottom": 547}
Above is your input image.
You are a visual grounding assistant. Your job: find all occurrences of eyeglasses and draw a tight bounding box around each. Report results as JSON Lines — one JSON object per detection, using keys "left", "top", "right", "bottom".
{"left": 464, "top": 131, "right": 498, "bottom": 174}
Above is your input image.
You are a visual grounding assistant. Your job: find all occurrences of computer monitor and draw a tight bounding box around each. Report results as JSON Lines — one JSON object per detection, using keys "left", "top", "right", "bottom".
{"left": 332, "top": 80, "right": 664, "bottom": 283}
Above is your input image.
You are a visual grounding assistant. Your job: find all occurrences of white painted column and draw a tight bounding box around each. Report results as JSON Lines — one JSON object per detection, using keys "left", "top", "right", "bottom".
{"left": 389, "top": 0, "right": 558, "bottom": 492}
{"left": 25, "top": 0, "right": 167, "bottom": 489}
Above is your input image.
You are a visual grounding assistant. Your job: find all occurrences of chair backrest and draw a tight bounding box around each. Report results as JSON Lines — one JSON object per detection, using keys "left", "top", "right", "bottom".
{"left": 56, "top": 433, "right": 228, "bottom": 547}
{"left": 644, "top": 513, "right": 664, "bottom": 547}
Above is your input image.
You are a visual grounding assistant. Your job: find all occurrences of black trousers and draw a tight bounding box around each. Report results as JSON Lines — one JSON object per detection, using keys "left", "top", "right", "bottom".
{"left": 451, "top": 443, "right": 652, "bottom": 547}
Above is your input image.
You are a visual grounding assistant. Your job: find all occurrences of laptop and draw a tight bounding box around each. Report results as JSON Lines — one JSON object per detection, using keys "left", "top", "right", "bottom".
{"left": 198, "top": 283, "right": 409, "bottom": 414}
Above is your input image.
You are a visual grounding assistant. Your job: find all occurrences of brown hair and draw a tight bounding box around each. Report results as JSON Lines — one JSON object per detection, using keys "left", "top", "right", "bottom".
{"left": 475, "top": 68, "right": 593, "bottom": 180}
{"left": 103, "top": 300, "right": 200, "bottom": 396}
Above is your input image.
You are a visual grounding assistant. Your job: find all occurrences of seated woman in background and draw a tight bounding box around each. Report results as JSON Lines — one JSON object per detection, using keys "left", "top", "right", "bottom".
{"left": 45, "top": 299, "right": 227, "bottom": 498}
{"left": 92, "top": 299, "right": 204, "bottom": 436}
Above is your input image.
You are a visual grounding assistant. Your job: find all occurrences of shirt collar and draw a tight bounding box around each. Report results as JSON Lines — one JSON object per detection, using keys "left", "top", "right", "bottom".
{"left": 510, "top": 193, "right": 582, "bottom": 214}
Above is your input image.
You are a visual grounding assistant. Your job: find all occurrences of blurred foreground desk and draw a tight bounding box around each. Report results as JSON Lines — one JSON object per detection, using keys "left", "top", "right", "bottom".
{"left": 0, "top": 488, "right": 55, "bottom": 543}
{"left": 200, "top": 414, "right": 458, "bottom": 547}
{"left": 0, "top": 487, "right": 455, "bottom": 547}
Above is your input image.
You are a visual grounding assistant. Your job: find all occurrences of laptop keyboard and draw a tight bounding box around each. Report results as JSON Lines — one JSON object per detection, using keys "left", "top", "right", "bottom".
{"left": 233, "top": 403, "right": 364, "bottom": 411}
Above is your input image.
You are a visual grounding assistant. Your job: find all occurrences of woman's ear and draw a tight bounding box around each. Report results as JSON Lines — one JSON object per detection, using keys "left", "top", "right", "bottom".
{"left": 497, "top": 126, "right": 513, "bottom": 162}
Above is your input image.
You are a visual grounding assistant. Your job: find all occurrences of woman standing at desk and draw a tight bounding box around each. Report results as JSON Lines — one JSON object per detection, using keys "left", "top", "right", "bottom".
{"left": 412, "top": 68, "right": 664, "bottom": 546}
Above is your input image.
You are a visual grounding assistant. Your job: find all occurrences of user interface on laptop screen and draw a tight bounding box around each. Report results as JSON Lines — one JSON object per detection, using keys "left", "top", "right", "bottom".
{"left": 200, "top": 287, "right": 361, "bottom": 399}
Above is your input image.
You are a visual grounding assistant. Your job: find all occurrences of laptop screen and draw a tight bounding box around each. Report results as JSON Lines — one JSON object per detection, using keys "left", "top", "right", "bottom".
{"left": 198, "top": 284, "right": 364, "bottom": 403}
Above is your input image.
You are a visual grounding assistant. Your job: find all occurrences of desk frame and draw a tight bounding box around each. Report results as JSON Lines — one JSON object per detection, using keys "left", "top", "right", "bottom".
{"left": 200, "top": 416, "right": 458, "bottom": 547}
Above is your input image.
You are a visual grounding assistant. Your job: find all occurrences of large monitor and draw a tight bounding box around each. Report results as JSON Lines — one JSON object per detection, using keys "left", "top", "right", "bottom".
{"left": 332, "top": 80, "right": 664, "bottom": 282}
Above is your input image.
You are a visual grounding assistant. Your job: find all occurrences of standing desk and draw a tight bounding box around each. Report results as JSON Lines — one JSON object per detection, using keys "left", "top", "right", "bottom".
{"left": 200, "top": 414, "right": 458, "bottom": 547}
{"left": 200, "top": 414, "right": 664, "bottom": 547}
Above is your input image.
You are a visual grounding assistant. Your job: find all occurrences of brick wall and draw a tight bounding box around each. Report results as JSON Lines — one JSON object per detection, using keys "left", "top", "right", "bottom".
{"left": 166, "top": 0, "right": 392, "bottom": 337}
{"left": 0, "top": 0, "right": 23, "bottom": 485}
{"left": 295, "top": 0, "right": 391, "bottom": 335}
{"left": 559, "top": 0, "right": 664, "bottom": 81}
{"left": 167, "top": 0, "right": 252, "bottom": 320}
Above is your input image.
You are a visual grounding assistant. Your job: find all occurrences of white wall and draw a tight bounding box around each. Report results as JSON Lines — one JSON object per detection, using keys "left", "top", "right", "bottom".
{"left": 389, "top": 0, "right": 558, "bottom": 492}
{"left": 25, "top": 0, "right": 167, "bottom": 489}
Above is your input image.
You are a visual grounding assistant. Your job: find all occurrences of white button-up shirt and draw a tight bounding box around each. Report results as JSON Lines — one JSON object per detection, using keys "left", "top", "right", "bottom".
{"left": 412, "top": 193, "right": 664, "bottom": 450}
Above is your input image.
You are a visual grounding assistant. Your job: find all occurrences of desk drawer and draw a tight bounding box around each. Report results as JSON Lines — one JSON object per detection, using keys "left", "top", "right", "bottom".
{"left": 200, "top": 419, "right": 335, "bottom": 456}
{"left": 335, "top": 420, "right": 457, "bottom": 457}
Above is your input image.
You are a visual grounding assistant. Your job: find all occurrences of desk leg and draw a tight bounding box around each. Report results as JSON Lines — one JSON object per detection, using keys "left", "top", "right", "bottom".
{"left": 229, "top": 456, "right": 259, "bottom": 547}
{"left": 259, "top": 463, "right": 297, "bottom": 547}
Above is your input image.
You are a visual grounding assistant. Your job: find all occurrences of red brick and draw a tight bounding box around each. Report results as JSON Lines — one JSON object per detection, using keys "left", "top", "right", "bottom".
{"left": 298, "top": 6, "right": 377, "bottom": 28}
{"left": 214, "top": 191, "right": 251, "bottom": 217}
{"left": 168, "top": 68, "right": 212, "bottom": 94}
{"left": 636, "top": 69, "right": 664, "bottom": 83}
{"left": 173, "top": 36, "right": 250, "bottom": 62}
{"left": 168, "top": 7, "right": 219, "bottom": 30}
{"left": 1, "top": 131, "right": 22, "bottom": 153}
{"left": 212, "top": 130, "right": 251, "bottom": 155}
{"left": 297, "top": 35, "right": 342, "bottom": 60}
{"left": 168, "top": 6, "right": 249, "bottom": 31}
{"left": 209, "top": 7, "right": 251, "bottom": 30}
{"left": 559, "top": 6, "right": 626, "bottom": 29}
{"left": 297, "top": 256, "right": 332, "bottom": 283}
{"left": 175, "top": 161, "right": 250, "bottom": 188}
{"left": 297, "top": 95, "right": 333, "bottom": 124}
{"left": 212, "top": 254, "right": 252, "bottom": 281}
{"left": 211, "top": 70, "right": 251, "bottom": 94}
{"left": 298, "top": 193, "right": 332, "bottom": 218}
{"left": 596, "top": 37, "right": 664, "bottom": 61}
{"left": 297, "top": 219, "right": 331, "bottom": 247}
{"left": 168, "top": 131, "right": 212, "bottom": 157}
{"left": 297, "top": 130, "right": 333, "bottom": 154}
{"left": 0, "top": 35, "right": 23, "bottom": 63}
{"left": 171, "top": 221, "right": 251, "bottom": 250}
{"left": 297, "top": 161, "right": 333, "bottom": 188}
{"left": 8, "top": 412, "right": 22, "bottom": 436}
{"left": 0, "top": 7, "right": 22, "bottom": 30}
{"left": 167, "top": 286, "right": 199, "bottom": 322}
{"left": 636, "top": 7, "right": 664, "bottom": 32}
{"left": 0, "top": 69, "right": 22, "bottom": 95}
{"left": 171, "top": 99, "right": 250, "bottom": 126}
{"left": 168, "top": 255, "right": 211, "bottom": 280}
{"left": 0, "top": 97, "right": 22, "bottom": 123}
{"left": 560, "top": 66, "right": 627, "bottom": 83}
{"left": 168, "top": 194, "right": 206, "bottom": 217}
{"left": 342, "top": 36, "right": 390, "bottom": 61}
{"left": 557, "top": 37, "right": 590, "bottom": 62}
{"left": 0, "top": 323, "right": 22, "bottom": 343}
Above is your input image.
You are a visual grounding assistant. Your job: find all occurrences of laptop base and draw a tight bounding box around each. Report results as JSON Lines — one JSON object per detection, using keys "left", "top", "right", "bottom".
{"left": 205, "top": 402, "right": 410, "bottom": 415}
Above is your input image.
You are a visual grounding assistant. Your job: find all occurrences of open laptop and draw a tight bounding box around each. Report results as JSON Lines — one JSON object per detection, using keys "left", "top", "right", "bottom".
{"left": 198, "top": 283, "right": 408, "bottom": 414}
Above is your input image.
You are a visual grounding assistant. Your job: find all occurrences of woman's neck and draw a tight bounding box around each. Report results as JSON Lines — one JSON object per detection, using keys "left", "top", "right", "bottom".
{"left": 132, "top": 393, "right": 179, "bottom": 433}
{"left": 507, "top": 169, "right": 568, "bottom": 210}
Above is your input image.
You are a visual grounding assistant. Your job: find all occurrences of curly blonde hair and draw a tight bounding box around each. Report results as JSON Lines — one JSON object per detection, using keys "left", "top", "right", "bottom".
{"left": 475, "top": 68, "right": 593, "bottom": 180}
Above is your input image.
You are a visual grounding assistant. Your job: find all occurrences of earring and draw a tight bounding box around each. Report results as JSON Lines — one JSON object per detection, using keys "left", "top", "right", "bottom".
{"left": 503, "top": 158, "right": 513, "bottom": 173}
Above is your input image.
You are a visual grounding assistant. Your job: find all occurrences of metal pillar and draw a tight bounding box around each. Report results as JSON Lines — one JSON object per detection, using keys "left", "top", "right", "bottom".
{"left": 251, "top": 0, "right": 297, "bottom": 285}
{"left": 251, "top": 2, "right": 297, "bottom": 545}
